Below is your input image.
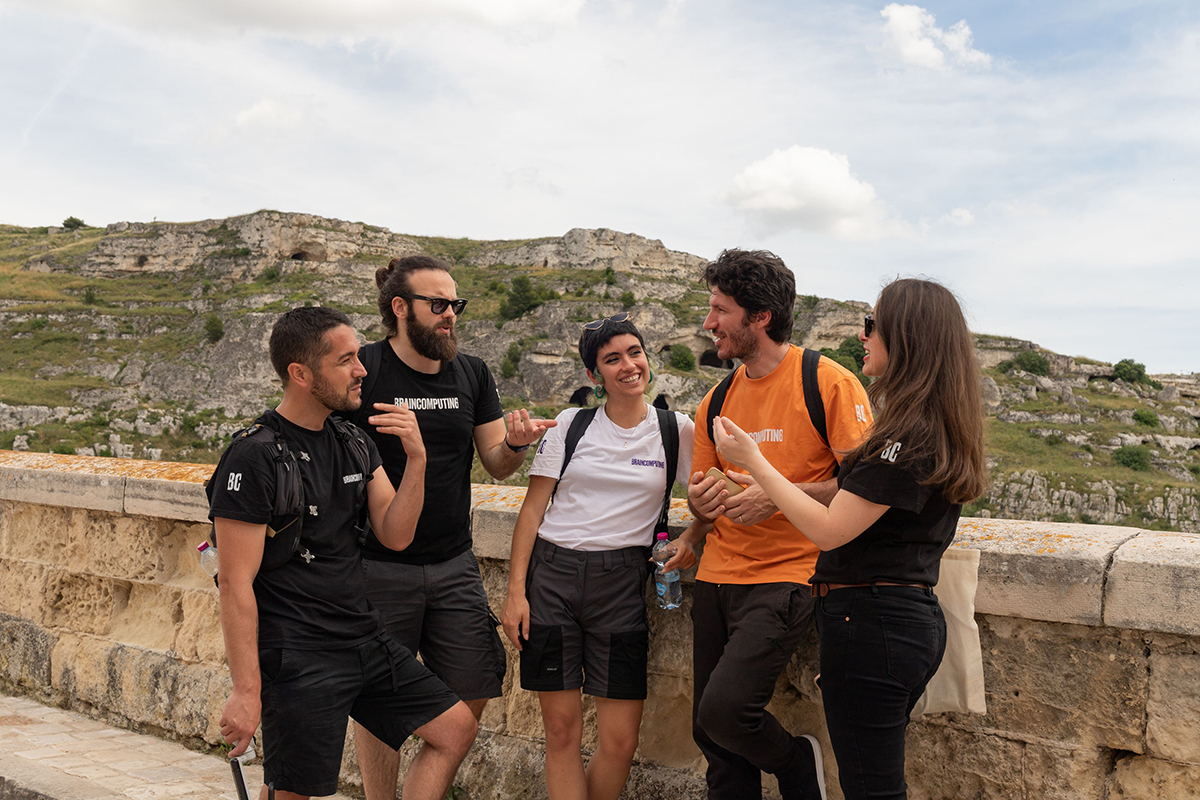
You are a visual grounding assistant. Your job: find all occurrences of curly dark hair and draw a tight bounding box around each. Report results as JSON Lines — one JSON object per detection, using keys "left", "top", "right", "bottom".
{"left": 375, "top": 254, "right": 452, "bottom": 337}
{"left": 578, "top": 315, "right": 646, "bottom": 373}
{"left": 701, "top": 249, "right": 795, "bottom": 343}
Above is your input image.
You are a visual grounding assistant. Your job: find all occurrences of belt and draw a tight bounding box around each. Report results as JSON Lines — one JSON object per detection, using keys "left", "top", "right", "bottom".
{"left": 810, "top": 581, "right": 929, "bottom": 598}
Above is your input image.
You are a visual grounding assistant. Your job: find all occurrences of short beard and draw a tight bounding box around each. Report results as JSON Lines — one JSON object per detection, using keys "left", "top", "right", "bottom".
{"left": 723, "top": 322, "right": 758, "bottom": 363}
{"left": 406, "top": 310, "right": 458, "bottom": 362}
{"left": 312, "top": 371, "right": 361, "bottom": 413}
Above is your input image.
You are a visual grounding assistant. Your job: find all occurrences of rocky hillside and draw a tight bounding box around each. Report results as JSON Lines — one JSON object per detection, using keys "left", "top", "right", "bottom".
{"left": 2, "top": 212, "right": 1198, "bottom": 530}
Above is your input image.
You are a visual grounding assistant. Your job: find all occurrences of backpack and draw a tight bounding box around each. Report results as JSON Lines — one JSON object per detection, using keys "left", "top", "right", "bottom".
{"left": 551, "top": 406, "right": 680, "bottom": 537}
{"left": 205, "top": 412, "right": 374, "bottom": 582}
{"left": 705, "top": 348, "right": 836, "bottom": 473}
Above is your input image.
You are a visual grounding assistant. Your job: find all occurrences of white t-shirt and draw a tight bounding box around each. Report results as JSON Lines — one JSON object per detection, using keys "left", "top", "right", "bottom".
{"left": 529, "top": 404, "right": 695, "bottom": 551}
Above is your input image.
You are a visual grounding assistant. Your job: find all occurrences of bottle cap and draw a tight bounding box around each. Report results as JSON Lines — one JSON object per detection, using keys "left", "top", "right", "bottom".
{"left": 197, "top": 542, "right": 210, "bottom": 552}
{"left": 656, "top": 532, "right": 668, "bottom": 540}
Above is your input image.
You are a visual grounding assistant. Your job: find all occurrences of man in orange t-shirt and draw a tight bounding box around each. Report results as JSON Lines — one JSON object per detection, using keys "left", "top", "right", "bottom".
{"left": 676, "top": 249, "right": 872, "bottom": 800}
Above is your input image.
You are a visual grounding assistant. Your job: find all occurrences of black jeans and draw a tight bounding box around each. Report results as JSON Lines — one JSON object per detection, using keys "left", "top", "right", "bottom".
{"left": 816, "top": 585, "right": 946, "bottom": 800}
{"left": 692, "top": 581, "right": 814, "bottom": 799}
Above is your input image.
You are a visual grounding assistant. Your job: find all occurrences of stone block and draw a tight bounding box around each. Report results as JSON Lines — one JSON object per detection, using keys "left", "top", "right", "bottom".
{"left": 1106, "top": 533, "right": 1200, "bottom": 635}
{"left": 0, "top": 559, "right": 49, "bottom": 623}
{"left": 81, "top": 516, "right": 165, "bottom": 582}
{"left": 107, "top": 582, "right": 182, "bottom": 652}
{"left": 905, "top": 721, "right": 1025, "bottom": 799}
{"left": 109, "top": 643, "right": 224, "bottom": 740}
{"left": 503, "top": 682, "right": 545, "bottom": 740}
{"left": 43, "top": 573, "right": 130, "bottom": 637}
{"left": 953, "top": 519, "right": 1137, "bottom": 625}
{"left": 1111, "top": 754, "right": 1200, "bottom": 798}
{"left": 51, "top": 633, "right": 118, "bottom": 708}
{"left": 174, "top": 590, "right": 225, "bottom": 665}
{"left": 1022, "top": 741, "right": 1110, "bottom": 799}
{"left": 124, "top": 477, "right": 209, "bottom": 522}
{"left": 0, "top": 467, "right": 124, "bottom": 513}
{"left": 647, "top": 586, "right": 694, "bottom": 678}
{"left": 1147, "top": 652, "right": 1200, "bottom": 764}
{"left": 638, "top": 673, "right": 700, "bottom": 769}
{"left": 0, "top": 503, "right": 72, "bottom": 565}
{"left": 472, "top": 503, "right": 521, "bottom": 562}
{"left": 0, "top": 612, "right": 56, "bottom": 691}
{"left": 975, "top": 615, "right": 1146, "bottom": 750}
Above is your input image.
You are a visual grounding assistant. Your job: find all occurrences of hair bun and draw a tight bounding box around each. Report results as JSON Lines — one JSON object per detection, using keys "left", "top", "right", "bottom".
{"left": 375, "top": 262, "right": 396, "bottom": 290}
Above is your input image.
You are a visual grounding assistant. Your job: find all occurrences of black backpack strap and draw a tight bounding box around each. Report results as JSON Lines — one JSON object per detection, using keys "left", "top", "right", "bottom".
{"left": 550, "top": 407, "right": 598, "bottom": 503}
{"left": 330, "top": 417, "right": 375, "bottom": 546}
{"left": 654, "top": 408, "right": 679, "bottom": 536}
{"left": 359, "top": 341, "right": 385, "bottom": 409}
{"left": 705, "top": 369, "right": 738, "bottom": 444}
{"left": 801, "top": 349, "right": 829, "bottom": 448}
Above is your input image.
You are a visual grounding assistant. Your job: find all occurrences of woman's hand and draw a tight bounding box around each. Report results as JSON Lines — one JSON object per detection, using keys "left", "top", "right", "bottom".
{"left": 712, "top": 416, "right": 766, "bottom": 471}
{"left": 499, "top": 589, "right": 531, "bottom": 651}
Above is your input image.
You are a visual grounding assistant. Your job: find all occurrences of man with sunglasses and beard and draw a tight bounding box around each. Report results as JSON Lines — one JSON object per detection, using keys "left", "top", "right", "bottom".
{"left": 347, "top": 255, "right": 555, "bottom": 800}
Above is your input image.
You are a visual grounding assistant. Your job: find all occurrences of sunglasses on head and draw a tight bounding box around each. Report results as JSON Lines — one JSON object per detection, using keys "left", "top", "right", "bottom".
{"left": 863, "top": 314, "right": 875, "bottom": 337}
{"left": 583, "top": 311, "right": 631, "bottom": 331}
{"left": 407, "top": 294, "right": 468, "bottom": 316}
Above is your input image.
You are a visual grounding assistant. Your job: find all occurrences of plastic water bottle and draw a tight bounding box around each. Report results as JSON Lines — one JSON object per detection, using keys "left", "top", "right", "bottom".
{"left": 197, "top": 541, "right": 219, "bottom": 578}
{"left": 652, "top": 532, "right": 682, "bottom": 610}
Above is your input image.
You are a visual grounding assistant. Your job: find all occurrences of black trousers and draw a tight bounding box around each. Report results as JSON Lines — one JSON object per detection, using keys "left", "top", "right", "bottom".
{"left": 691, "top": 580, "right": 815, "bottom": 799}
{"left": 816, "top": 585, "right": 946, "bottom": 800}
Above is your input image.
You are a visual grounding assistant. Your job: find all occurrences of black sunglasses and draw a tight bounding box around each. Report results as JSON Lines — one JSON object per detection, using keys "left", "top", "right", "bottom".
{"left": 407, "top": 294, "right": 468, "bottom": 316}
{"left": 583, "top": 311, "right": 631, "bottom": 331}
{"left": 863, "top": 314, "right": 875, "bottom": 337}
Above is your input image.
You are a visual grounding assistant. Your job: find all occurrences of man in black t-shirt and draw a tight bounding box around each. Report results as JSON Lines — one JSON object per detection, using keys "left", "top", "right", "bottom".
{"left": 211, "top": 306, "right": 477, "bottom": 800}
{"left": 349, "top": 255, "right": 555, "bottom": 799}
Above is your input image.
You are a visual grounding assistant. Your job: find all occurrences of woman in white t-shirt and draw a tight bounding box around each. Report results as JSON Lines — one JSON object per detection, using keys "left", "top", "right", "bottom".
{"left": 501, "top": 312, "right": 701, "bottom": 800}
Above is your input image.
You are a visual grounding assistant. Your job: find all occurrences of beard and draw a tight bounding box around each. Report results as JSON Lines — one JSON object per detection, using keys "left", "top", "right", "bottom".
{"left": 720, "top": 321, "right": 758, "bottom": 362}
{"left": 312, "top": 371, "right": 362, "bottom": 413}
{"left": 406, "top": 311, "right": 459, "bottom": 362}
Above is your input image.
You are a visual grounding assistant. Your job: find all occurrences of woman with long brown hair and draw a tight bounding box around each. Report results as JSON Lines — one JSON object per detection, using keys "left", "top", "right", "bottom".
{"left": 712, "top": 278, "right": 986, "bottom": 800}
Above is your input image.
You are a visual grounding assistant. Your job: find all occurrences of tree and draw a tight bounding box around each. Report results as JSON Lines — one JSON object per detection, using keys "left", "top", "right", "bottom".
{"left": 668, "top": 347, "right": 696, "bottom": 371}
{"left": 1113, "top": 445, "right": 1151, "bottom": 472}
{"left": 1012, "top": 350, "right": 1050, "bottom": 376}
{"left": 500, "top": 276, "right": 543, "bottom": 320}
{"left": 62, "top": 216, "right": 85, "bottom": 230}
{"left": 1113, "top": 359, "right": 1147, "bottom": 384}
{"left": 619, "top": 291, "right": 635, "bottom": 309}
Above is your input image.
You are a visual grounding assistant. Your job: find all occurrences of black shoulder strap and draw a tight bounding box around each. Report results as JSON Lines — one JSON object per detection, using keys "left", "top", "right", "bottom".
{"left": 705, "top": 369, "right": 738, "bottom": 443}
{"left": 550, "top": 407, "right": 598, "bottom": 503}
{"left": 654, "top": 408, "right": 679, "bottom": 535}
{"left": 330, "top": 417, "right": 375, "bottom": 546}
{"left": 359, "top": 340, "right": 386, "bottom": 407}
{"left": 801, "top": 348, "right": 829, "bottom": 448}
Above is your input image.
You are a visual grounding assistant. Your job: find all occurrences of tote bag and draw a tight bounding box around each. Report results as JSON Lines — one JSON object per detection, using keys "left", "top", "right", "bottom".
{"left": 910, "top": 546, "right": 986, "bottom": 716}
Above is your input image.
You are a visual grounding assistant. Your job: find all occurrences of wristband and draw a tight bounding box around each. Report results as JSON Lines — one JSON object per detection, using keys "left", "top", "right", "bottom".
{"left": 504, "top": 437, "right": 530, "bottom": 453}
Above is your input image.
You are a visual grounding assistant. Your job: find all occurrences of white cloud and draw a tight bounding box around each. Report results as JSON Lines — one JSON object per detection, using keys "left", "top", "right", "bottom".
{"left": 725, "top": 146, "right": 912, "bottom": 240}
{"left": 234, "top": 98, "right": 303, "bottom": 129}
{"left": 940, "top": 207, "right": 974, "bottom": 226}
{"left": 880, "top": 4, "right": 990, "bottom": 70}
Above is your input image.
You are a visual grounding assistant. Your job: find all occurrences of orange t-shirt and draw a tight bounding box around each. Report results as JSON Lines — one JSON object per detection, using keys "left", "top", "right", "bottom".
{"left": 693, "top": 346, "right": 873, "bottom": 585}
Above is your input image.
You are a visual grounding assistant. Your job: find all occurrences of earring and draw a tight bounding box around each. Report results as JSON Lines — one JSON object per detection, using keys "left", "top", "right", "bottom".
{"left": 649, "top": 369, "right": 655, "bottom": 384}
{"left": 593, "top": 384, "right": 606, "bottom": 400}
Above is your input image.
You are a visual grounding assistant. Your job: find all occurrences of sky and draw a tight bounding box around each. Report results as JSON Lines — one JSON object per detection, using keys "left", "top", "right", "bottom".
{"left": 1, "top": 0, "right": 1198, "bottom": 373}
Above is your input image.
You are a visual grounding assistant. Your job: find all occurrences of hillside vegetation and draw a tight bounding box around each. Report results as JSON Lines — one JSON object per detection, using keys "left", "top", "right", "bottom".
{"left": 1, "top": 213, "right": 1198, "bottom": 530}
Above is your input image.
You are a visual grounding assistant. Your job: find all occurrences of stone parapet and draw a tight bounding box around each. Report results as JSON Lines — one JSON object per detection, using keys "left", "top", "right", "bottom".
{"left": 2, "top": 450, "right": 1200, "bottom": 798}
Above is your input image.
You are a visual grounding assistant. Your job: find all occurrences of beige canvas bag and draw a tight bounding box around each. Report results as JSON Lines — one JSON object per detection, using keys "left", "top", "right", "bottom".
{"left": 911, "top": 546, "right": 986, "bottom": 716}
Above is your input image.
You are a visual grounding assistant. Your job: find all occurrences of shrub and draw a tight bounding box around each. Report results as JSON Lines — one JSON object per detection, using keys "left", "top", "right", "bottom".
{"left": 836, "top": 337, "right": 866, "bottom": 370}
{"left": 1113, "top": 358, "right": 1147, "bottom": 384}
{"left": 1132, "top": 409, "right": 1160, "bottom": 428}
{"left": 668, "top": 347, "right": 696, "bottom": 371}
{"left": 1012, "top": 350, "right": 1050, "bottom": 376}
{"left": 1189, "top": 464, "right": 1200, "bottom": 477}
{"left": 604, "top": 266, "right": 616, "bottom": 286}
{"left": 1045, "top": 433, "right": 1064, "bottom": 446}
{"left": 1113, "top": 445, "right": 1151, "bottom": 472}
{"left": 500, "top": 342, "right": 521, "bottom": 378}
{"left": 995, "top": 359, "right": 1014, "bottom": 373}
{"left": 261, "top": 265, "right": 281, "bottom": 283}
{"left": 204, "top": 313, "right": 225, "bottom": 344}
{"left": 83, "top": 286, "right": 97, "bottom": 305}
{"left": 619, "top": 291, "right": 635, "bottom": 309}
{"left": 62, "top": 216, "right": 85, "bottom": 230}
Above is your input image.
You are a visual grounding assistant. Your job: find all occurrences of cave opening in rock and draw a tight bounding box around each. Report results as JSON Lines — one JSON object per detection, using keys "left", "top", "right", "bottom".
{"left": 289, "top": 241, "right": 327, "bottom": 262}
{"left": 700, "top": 349, "right": 734, "bottom": 370}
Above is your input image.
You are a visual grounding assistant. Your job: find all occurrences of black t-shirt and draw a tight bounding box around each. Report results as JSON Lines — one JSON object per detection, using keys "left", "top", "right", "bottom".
{"left": 348, "top": 343, "right": 503, "bottom": 565}
{"left": 812, "top": 446, "right": 961, "bottom": 586}
{"left": 208, "top": 410, "right": 385, "bottom": 650}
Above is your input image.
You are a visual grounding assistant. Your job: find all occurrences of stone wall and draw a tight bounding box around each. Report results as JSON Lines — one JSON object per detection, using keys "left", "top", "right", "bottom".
{"left": 2, "top": 451, "right": 1200, "bottom": 799}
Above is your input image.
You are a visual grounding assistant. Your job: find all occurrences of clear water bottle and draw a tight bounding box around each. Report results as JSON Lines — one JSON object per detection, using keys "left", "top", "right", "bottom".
{"left": 197, "top": 541, "right": 219, "bottom": 578}
{"left": 651, "top": 532, "right": 682, "bottom": 610}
